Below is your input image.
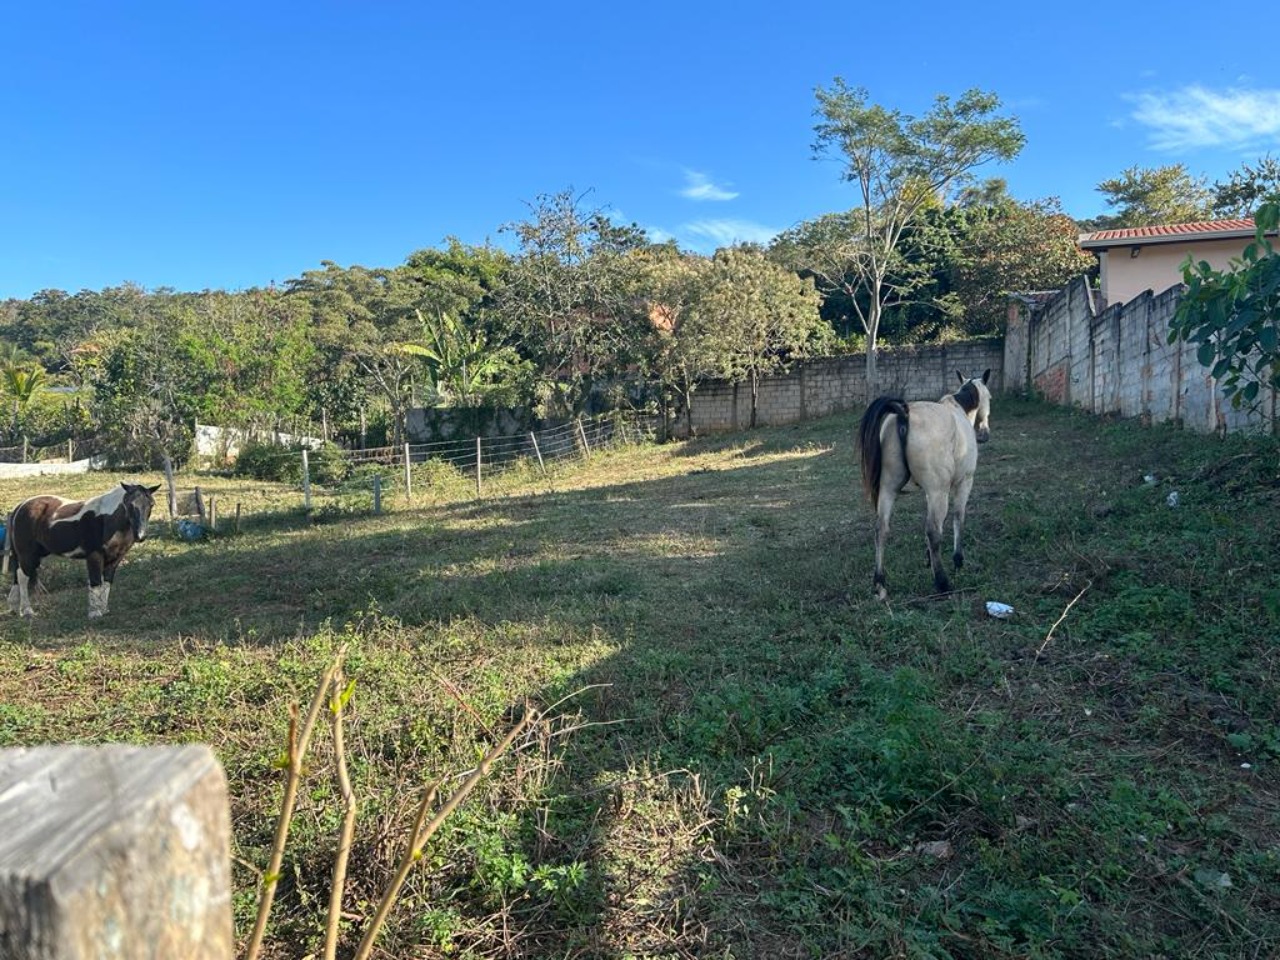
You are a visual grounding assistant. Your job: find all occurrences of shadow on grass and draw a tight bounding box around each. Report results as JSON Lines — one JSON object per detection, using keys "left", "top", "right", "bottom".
{"left": 4, "top": 399, "right": 1277, "bottom": 957}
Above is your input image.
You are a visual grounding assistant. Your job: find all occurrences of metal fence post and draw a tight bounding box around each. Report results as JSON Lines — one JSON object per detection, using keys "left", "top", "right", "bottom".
{"left": 529, "top": 431, "right": 546, "bottom": 476}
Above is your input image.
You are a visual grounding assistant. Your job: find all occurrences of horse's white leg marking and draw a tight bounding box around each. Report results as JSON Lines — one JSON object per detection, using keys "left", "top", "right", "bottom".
{"left": 16, "top": 569, "right": 34, "bottom": 618}
{"left": 952, "top": 474, "right": 974, "bottom": 569}
{"left": 87, "top": 583, "right": 109, "bottom": 619}
{"left": 7, "top": 583, "right": 19, "bottom": 614}
{"left": 101, "top": 581, "right": 111, "bottom": 615}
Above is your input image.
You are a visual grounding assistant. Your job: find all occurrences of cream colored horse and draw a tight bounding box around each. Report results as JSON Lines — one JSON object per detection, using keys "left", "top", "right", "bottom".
{"left": 858, "top": 371, "right": 992, "bottom": 599}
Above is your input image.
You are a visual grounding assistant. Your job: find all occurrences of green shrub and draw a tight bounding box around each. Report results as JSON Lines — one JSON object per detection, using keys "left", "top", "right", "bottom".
{"left": 233, "top": 440, "right": 351, "bottom": 485}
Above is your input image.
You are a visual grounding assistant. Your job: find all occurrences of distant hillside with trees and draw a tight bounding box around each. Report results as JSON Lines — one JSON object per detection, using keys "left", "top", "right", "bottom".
{"left": 3, "top": 82, "right": 1272, "bottom": 466}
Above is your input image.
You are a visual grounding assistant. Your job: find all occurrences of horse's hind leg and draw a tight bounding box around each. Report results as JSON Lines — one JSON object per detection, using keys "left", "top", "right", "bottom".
{"left": 873, "top": 487, "right": 897, "bottom": 600}
{"left": 952, "top": 474, "right": 975, "bottom": 570}
{"left": 925, "top": 488, "right": 952, "bottom": 595}
{"left": 15, "top": 561, "right": 38, "bottom": 618}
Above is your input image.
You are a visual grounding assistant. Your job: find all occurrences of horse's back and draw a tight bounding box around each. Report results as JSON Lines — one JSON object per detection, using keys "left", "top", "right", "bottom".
{"left": 902, "top": 401, "right": 976, "bottom": 491}
{"left": 10, "top": 495, "right": 85, "bottom": 555}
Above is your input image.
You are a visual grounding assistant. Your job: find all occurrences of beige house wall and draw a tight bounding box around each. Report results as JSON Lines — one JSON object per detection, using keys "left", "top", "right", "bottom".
{"left": 1098, "top": 236, "right": 1249, "bottom": 307}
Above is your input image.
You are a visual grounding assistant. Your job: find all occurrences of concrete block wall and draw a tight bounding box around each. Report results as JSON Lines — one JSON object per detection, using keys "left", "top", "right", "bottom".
{"left": 683, "top": 339, "right": 1005, "bottom": 435}
{"left": 1007, "top": 276, "right": 1277, "bottom": 434}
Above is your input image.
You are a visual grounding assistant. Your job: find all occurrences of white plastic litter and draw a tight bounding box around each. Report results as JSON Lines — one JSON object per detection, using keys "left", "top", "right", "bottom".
{"left": 985, "top": 601, "right": 1014, "bottom": 619}
{"left": 1166, "top": 491, "right": 1180, "bottom": 507}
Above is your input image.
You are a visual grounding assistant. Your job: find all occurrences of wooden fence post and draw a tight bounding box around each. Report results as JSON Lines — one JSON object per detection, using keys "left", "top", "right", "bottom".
{"left": 163, "top": 456, "right": 178, "bottom": 523}
{"left": 576, "top": 418, "right": 591, "bottom": 459}
{"left": 0, "top": 744, "right": 234, "bottom": 960}
{"left": 403, "top": 444, "right": 412, "bottom": 501}
{"left": 234, "top": 502, "right": 242, "bottom": 535}
{"left": 302, "top": 450, "right": 312, "bottom": 512}
{"left": 373, "top": 474, "right": 382, "bottom": 515}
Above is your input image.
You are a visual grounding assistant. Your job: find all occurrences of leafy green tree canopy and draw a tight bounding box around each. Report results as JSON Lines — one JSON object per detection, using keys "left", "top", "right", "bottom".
{"left": 811, "top": 80, "right": 1024, "bottom": 384}
{"left": 684, "top": 245, "right": 828, "bottom": 427}
{"left": 497, "top": 189, "right": 656, "bottom": 417}
{"left": 1170, "top": 202, "right": 1280, "bottom": 409}
{"left": 1211, "top": 155, "right": 1280, "bottom": 219}
{"left": 1087, "top": 164, "right": 1214, "bottom": 230}
{"left": 948, "top": 195, "right": 1095, "bottom": 335}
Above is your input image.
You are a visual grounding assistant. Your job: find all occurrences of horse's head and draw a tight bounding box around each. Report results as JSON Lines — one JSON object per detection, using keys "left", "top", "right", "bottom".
{"left": 122, "top": 483, "right": 161, "bottom": 542}
{"left": 956, "top": 369, "right": 992, "bottom": 443}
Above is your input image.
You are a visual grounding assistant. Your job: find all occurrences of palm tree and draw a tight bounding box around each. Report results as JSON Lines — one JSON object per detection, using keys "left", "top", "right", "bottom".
{"left": 0, "top": 347, "right": 50, "bottom": 452}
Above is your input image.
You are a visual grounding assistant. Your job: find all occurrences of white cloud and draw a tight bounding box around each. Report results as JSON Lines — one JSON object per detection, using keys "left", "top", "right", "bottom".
{"left": 680, "top": 170, "right": 739, "bottom": 202}
{"left": 682, "top": 218, "right": 779, "bottom": 248}
{"left": 1127, "top": 85, "right": 1280, "bottom": 151}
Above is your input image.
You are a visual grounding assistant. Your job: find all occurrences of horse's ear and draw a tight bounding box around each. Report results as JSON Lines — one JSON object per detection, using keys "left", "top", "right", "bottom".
{"left": 147, "top": 484, "right": 161, "bottom": 494}
{"left": 956, "top": 371, "right": 965, "bottom": 384}
{"left": 981, "top": 369, "right": 991, "bottom": 384}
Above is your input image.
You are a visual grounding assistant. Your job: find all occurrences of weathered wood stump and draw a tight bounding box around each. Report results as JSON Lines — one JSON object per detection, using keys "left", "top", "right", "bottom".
{"left": 0, "top": 744, "right": 233, "bottom": 959}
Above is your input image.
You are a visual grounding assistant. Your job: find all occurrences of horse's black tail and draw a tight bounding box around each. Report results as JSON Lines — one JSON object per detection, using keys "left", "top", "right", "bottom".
{"left": 858, "top": 396, "right": 910, "bottom": 505}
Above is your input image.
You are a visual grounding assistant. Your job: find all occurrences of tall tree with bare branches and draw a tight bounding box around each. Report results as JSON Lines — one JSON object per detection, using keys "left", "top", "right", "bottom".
{"left": 811, "top": 81, "right": 1024, "bottom": 386}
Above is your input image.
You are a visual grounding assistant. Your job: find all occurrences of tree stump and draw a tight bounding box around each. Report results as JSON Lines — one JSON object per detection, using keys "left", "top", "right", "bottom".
{"left": 0, "top": 744, "right": 233, "bottom": 959}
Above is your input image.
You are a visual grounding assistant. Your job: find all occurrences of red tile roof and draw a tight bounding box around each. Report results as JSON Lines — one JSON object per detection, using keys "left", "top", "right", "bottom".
{"left": 1080, "top": 218, "right": 1262, "bottom": 247}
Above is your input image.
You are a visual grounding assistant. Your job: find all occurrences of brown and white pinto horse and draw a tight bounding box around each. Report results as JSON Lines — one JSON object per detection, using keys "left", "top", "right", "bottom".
{"left": 5, "top": 482, "right": 160, "bottom": 618}
{"left": 858, "top": 371, "right": 992, "bottom": 600}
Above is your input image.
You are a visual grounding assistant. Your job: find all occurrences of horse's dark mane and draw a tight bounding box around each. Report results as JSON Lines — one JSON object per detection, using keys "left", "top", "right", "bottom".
{"left": 955, "top": 380, "right": 980, "bottom": 413}
{"left": 859, "top": 396, "right": 910, "bottom": 504}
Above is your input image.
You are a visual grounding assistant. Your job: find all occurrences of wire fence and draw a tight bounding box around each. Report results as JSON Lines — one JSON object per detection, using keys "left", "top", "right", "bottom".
{"left": 0, "top": 438, "right": 84, "bottom": 465}
{"left": 162, "top": 411, "right": 664, "bottom": 535}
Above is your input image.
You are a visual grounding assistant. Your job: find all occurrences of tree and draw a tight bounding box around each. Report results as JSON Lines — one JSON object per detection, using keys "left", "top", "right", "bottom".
{"left": 770, "top": 210, "right": 925, "bottom": 341}
{"left": 683, "top": 246, "right": 828, "bottom": 428}
{"left": 497, "top": 190, "right": 655, "bottom": 417}
{"left": 811, "top": 81, "right": 1024, "bottom": 385}
{"left": 287, "top": 262, "right": 420, "bottom": 446}
{"left": 948, "top": 196, "right": 1095, "bottom": 335}
{"left": 1086, "top": 164, "right": 1214, "bottom": 230}
{"left": 396, "top": 309, "right": 528, "bottom": 410}
{"left": 400, "top": 238, "right": 510, "bottom": 323}
{"left": 1169, "top": 202, "right": 1280, "bottom": 411}
{"left": 0, "top": 351, "right": 49, "bottom": 440}
{"left": 1211, "top": 155, "right": 1280, "bottom": 218}
{"left": 637, "top": 249, "right": 718, "bottom": 436}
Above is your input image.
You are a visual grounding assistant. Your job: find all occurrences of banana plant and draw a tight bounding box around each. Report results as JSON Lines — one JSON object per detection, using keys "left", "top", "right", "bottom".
{"left": 395, "top": 309, "right": 525, "bottom": 408}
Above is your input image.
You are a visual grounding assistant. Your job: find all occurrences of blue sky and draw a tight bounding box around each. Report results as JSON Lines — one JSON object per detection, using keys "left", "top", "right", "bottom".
{"left": 3, "top": 1, "right": 1279, "bottom": 300}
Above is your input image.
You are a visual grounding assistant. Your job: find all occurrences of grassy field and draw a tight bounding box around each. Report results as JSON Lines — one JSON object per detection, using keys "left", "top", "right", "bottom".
{"left": 1, "top": 398, "right": 1278, "bottom": 959}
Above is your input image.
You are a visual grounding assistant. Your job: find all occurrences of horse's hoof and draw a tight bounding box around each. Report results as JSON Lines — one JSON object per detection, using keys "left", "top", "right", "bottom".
{"left": 876, "top": 584, "right": 889, "bottom": 602}
{"left": 87, "top": 610, "right": 103, "bottom": 620}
